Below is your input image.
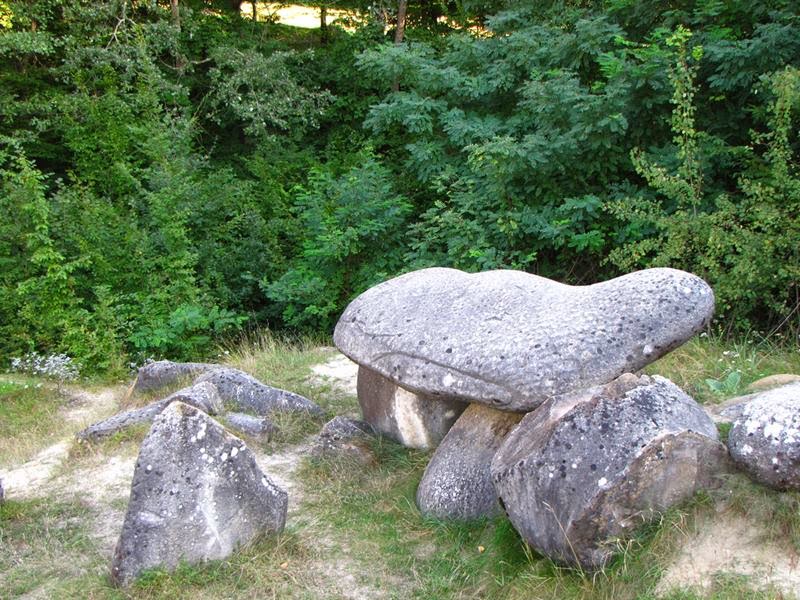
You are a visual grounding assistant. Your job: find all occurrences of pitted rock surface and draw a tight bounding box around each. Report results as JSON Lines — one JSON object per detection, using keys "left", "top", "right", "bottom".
{"left": 132, "top": 360, "right": 216, "bottom": 394}
{"left": 312, "top": 416, "right": 375, "bottom": 462}
{"left": 491, "top": 374, "right": 727, "bottom": 570}
{"left": 357, "top": 366, "right": 467, "bottom": 450}
{"left": 417, "top": 403, "right": 522, "bottom": 520}
{"left": 224, "top": 413, "right": 276, "bottom": 442}
{"left": 195, "top": 367, "right": 323, "bottom": 416}
{"left": 334, "top": 267, "right": 714, "bottom": 412}
{"left": 111, "top": 402, "right": 287, "bottom": 587}
{"left": 77, "top": 381, "right": 224, "bottom": 442}
{"left": 728, "top": 382, "right": 800, "bottom": 490}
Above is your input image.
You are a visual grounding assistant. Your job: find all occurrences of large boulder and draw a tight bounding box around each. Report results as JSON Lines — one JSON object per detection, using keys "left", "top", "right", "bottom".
{"left": 417, "top": 403, "right": 522, "bottom": 520}
{"left": 357, "top": 366, "right": 467, "bottom": 449}
{"left": 132, "top": 360, "right": 216, "bottom": 394}
{"left": 727, "top": 382, "right": 800, "bottom": 490}
{"left": 77, "top": 382, "right": 224, "bottom": 442}
{"left": 111, "top": 402, "right": 287, "bottom": 587}
{"left": 334, "top": 267, "right": 713, "bottom": 412}
{"left": 195, "top": 367, "right": 323, "bottom": 416}
{"left": 491, "top": 374, "right": 727, "bottom": 570}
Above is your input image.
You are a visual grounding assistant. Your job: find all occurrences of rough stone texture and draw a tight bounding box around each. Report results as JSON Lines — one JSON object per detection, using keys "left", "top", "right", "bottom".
{"left": 417, "top": 403, "right": 522, "bottom": 520}
{"left": 132, "top": 360, "right": 216, "bottom": 394}
{"left": 311, "top": 416, "right": 375, "bottom": 462}
{"left": 195, "top": 367, "right": 323, "bottom": 416}
{"left": 491, "top": 374, "right": 728, "bottom": 570}
{"left": 224, "top": 413, "right": 276, "bottom": 442}
{"left": 334, "top": 267, "right": 714, "bottom": 412}
{"left": 77, "top": 382, "right": 224, "bottom": 442}
{"left": 77, "top": 402, "right": 166, "bottom": 442}
{"left": 111, "top": 402, "right": 287, "bottom": 587}
{"left": 727, "top": 382, "right": 800, "bottom": 490}
{"left": 746, "top": 374, "right": 800, "bottom": 393}
{"left": 357, "top": 366, "right": 467, "bottom": 450}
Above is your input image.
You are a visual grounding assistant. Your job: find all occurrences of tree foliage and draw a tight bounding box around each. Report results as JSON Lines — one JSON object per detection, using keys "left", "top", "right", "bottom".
{"left": 0, "top": 0, "right": 798, "bottom": 371}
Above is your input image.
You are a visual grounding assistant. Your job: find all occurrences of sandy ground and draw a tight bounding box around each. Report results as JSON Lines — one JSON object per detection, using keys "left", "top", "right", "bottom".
{"left": 657, "top": 513, "right": 800, "bottom": 597}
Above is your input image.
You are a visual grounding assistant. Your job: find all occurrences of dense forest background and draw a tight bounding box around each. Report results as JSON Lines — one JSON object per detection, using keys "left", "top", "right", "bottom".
{"left": 1, "top": 0, "right": 798, "bottom": 373}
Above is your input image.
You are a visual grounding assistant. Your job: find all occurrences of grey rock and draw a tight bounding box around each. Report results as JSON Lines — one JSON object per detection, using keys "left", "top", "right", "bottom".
{"left": 77, "top": 382, "right": 224, "bottom": 442}
{"left": 357, "top": 366, "right": 467, "bottom": 450}
{"left": 195, "top": 367, "right": 323, "bottom": 416}
{"left": 311, "top": 416, "right": 375, "bottom": 462}
{"left": 111, "top": 402, "right": 287, "bottom": 587}
{"left": 728, "top": 382, "right": 800, "bottom": 490}
{"left": 334, "top": 267, "right": 714, "bottom": 412}
{"left": 491, "top": 374, "right": 728, "bottom": 570}
{"left": 132, "top": 360, "right": 216, "bottom": 394}
{"left": 224, "top": 413, "right": 276, "bottom": 442}
{"left": 77, "top": 402, "right": 165, "bottom": 442}
{"left": 417, "top": 403, "right": 522, "bottom": 520}
{"left": 746, "top": 374, "right": 800, "bottom": 393}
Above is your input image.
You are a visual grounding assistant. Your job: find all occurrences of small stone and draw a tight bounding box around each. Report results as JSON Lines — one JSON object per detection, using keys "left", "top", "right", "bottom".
{"left": 111, "top": 402, "right": 287, "bottom": 587}
{"left": 417, "top": 403, "right": 522, "bottom": 520}
{"left": 224, "top": 413, "right": 276, "bottom": 442}
{"left": 195, "top": 368, "right": 323, "bottom": 416}
{"left": 491, "top": 374, "right": 728, "bottom": 570}
{"left": 311, "top": 416, "right": 375, "bottom": 462}
{"left": 728, "top": 382, "right": 800, "bottom": 490}
{"left": 356, "top": 366, "right": 467, "bottom": 450}
{"left": 334, "top": 267, "right": 714, "bottom": 412}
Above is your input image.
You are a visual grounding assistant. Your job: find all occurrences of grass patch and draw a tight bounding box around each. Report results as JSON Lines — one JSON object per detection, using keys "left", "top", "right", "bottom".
{"left": 0, "top": 378, "right": 64, "bottom": 465}
{"left": 645, "top": 335, "right": 800, "bottom": 404}
{"left": 0, "top": 498, "right": 107, "bottom": 598}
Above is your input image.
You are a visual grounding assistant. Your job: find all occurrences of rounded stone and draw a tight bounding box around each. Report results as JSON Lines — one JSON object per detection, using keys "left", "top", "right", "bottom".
{"left": 491, "top": 374, "right": 728, "bottom": 570}
{"left": 334, "top": 267, "right": 714, "bottom": 412}
{"left": 728, "top": 382, "right": 800, "bottom": 490}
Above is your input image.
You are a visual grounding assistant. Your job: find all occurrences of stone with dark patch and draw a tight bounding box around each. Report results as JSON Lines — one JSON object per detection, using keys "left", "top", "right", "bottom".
{"left": 417, "top": 403, "right": 522, "bottom": 520}
{"left": 727, "top": 382, "right": 800, "bottom": 491}
{"left": 311, "top": 416, "right": 375, "bottom": 462}
{"left": 132, "top": 360, "right": 216, "bottom": 394}
{"left": 77, "top": 382, "right": 224, "bottom": 442}
{"left": 224, "top": 413, "right": 277, "bottom": 442}
{"left": 334, "top": 268, "right": 714, "bottom": 412}
{"left": 111, "top": 402, "right": 287, "bottom": 587}
{"left": 195, "top": 367, "right": 323, "bottom": 416}
{"left": 357, "top": 366, "right": 467, "bottom": 450}
{"left": 491, "top": 374, "right": 728, "bottom": 570}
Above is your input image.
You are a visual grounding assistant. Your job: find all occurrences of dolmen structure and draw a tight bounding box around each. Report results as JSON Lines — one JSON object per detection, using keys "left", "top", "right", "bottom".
{"left": 334, "top": 266, "right": 726, "bottom": 569}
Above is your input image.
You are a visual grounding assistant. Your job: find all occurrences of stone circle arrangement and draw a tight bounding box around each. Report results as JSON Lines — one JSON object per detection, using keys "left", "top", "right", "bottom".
{"left": 69, "top": 266, "right": 800, "bottom": 584}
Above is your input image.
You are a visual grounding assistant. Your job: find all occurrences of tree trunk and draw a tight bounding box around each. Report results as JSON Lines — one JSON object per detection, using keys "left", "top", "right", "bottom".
{"left": 320, "top": 5, "right": 328, "bottom": 44}
{"left": 170, "top": 0, "right": 180, "bottom": 29}
{"left": 391, "top": 0, "right": 408, "bottom": 92}
{"left": 394, "top": 0, "right": 408, "bottom": 44}
{"left": 252, "top": 0, "right": 257, "bottom": 21}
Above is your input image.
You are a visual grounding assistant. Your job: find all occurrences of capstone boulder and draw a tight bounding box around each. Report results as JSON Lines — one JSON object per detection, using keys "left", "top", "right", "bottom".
{"left": 334, "top": 267, "right": 714, "bottom": 412}
{"left": 111, "top": 402, "right": 287, "bottom": 586}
